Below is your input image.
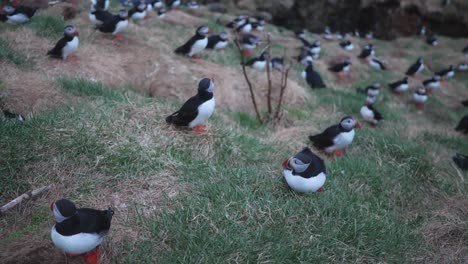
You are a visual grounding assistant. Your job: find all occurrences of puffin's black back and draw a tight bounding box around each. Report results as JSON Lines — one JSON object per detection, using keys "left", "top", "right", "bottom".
{"left": 175, "top": 32, "right": 205, "bottom": 55}
{"left": 309, "top": 124, "right": 341, "bottom": 149}
{"left": 328, "top": 62, "right": 348, "bottom": 72}
{"left": 367, "top": 104, "right": 383, "bottom": 120}
{"left": 15, "top": 5, "right": 37, "bottom": 18}
{"left": 388, "top": 78, "right": 407, "bottom": 90}
{"left": 455, "top": 114, "right": 468, "bottom": 134}
{"left": 207, "top": 35, "right": 222, "bottom": 49}
{"left": 406, "top": 60, "right": 421, "bottom": 75}
{"left": 306, "top": 64, "right": 326, "bottom": 89}
{"left": 47, "top": 33, "right": 74, "bottom": 58}
{"left": 55, "top": 207, "right": 114, "bottom": 236}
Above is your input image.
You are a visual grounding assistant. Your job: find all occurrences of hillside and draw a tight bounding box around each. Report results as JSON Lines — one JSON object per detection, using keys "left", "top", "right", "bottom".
{"left": 0, "top": 1, "right": 467, "bottom": 263}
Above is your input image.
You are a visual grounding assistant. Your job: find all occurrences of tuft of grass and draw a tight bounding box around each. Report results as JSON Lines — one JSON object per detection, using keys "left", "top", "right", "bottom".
{"left": 0, "top": 37, "right": 27, "bottom": 66}
{"left": 26, "top": 15, "right": 66, "bottom": 39}
{"left": 229, "top": 111, "right": 263, "bottom": 129}
{"left": 57, "top": 78, "right": 124, "bottom": 100}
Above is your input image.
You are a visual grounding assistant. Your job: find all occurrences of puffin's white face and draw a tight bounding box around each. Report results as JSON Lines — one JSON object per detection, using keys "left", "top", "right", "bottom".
{"left": 340, "top": 117, "right": 361, "bottom": 130}
{"left": 119, "top": 10, "right": 129, "bottom": 19}
{"left": 219, "top": 32, "right": 229, "bottom": 41}
{"left": 64, "top": 26, "right": 78, "bottom": 37}
{"left": 3, "top": 5, "right": 15, "bottom": 15}
{"left": 51, "top": 203, "right": 68, "bottom": 223}
{"left": 207, "top": 80, "right": 214, "bottom": 93}
{"left": 197, "top": 26, "right": 209, "bottom": 36}
{"left": 137, "top": 3, "right": 146, "bottom": 11}
{"left": 289, "top": 158, "right": 310, "bottom": 173}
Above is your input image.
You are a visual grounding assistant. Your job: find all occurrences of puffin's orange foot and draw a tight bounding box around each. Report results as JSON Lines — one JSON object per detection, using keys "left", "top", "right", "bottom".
{"left": 191, "top": 56, "right": 202, "bottom": 62}
{"left": 192, "top": 125, "right": 207, "bottom": 134}
{"left": 414, "top": 102, "right": 424, "bottom": 109}
{"left": 334, "top": 150, "right": 344, "bottom": 156}
{"left": 441, "top": 78, "right": 448, "bottom": 83}
{"left": 243, "top": 50, "right": 251, "bottom": 56}
{"left": 282, "top": 158, "right": 289, "bottom": 168}
{"left": 426, "top": 89, "right": 433, "bottom": 94}
{"left": 338, "top": 73, "right": 345, "bottom": 80}
{"left": 316, "top": 187, "right": 324, "bottom": 192}
{"left": 114, "top": 34, "right": 124, "bottom": 40}
{"left": 66, "top": 55, "right": 78, "bottom": 62}
{"left": 85, "top": 247, "right": 99, "bottom": 264}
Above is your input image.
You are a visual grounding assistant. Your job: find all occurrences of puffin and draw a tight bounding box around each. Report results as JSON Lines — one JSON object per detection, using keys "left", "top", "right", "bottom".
{"left": 369, "top": 58, "right": 386, "bottom": 70}
{"left": 365, "top": 31, "right": 373, "bottom": 39}
{"left": 422, "top": 75, "right": 441, "bottom": 92}
{"left": 129, "top": 2, "right": 147, "bottom": 21}
{"left": 419, "top": 25, "right": 426, "bottom": 36}
{"left": 157, "top": 8, "right": 166, "bottom": 18}
{"left": 175, "top": 25, "right": 210, "bottom": 59}
{"left": 458, "top": 63, "right": 468, "bottom": 71}
{"left": 187, "top": 0, "right": 199, "bottom": 10}
{"left": 412, "top": 87, "right": 428, "bottom": 109}
{"left": 166, "top": 78, "right": 215, "bottom": 134}
{"left": 455, "top": 114, "right": 468, "bottom": 134}
{"left": 323, "top": 26, "right": 333, "bottom": 40}
{"left": 151, "top": 0, "right": 164, "bottom": 9}
{"left": 271, "top": 57, "right": 284, "bottom": 71}
{"left": 354, "top": 29, "right": 360, "bottom": 37}
{"left": 358, "top": 44, "right": 374, "bottom": 60}
{"left": 453, "top": 153, "right": 468, "bottom": 171}
{"left": 95, "top": 9, "right": 129, "bottom": 40}
{"left": 252, "top": 18, "right": 265, "bottom": 31}
{"left": 297, "top": 47, "right": 315, "bottom": 66}
{"left": 357, "top": 82, "right": 381, "bottom": 97}
{"left": 282, "top": 147, "right": 327, "bottom": 193}
{"left": 435, "top": 65, "right": 455, "bottom": 80}
{"left": 206, "top": 32, "right": 229, "bottom": 50}
{"left": 464, "top": 45, "right": 468, "bottom": 58}
{"left": 335, "top": 32, "right": 344, "bottom": 40}
{"left": 2, "top": 4, "right": 36, "bottom": 24}
{"left": 406, "top": 57, "right": 425, "bottom": 76}
{"left": 339, "top": 40, "right": 354, "bottom": 51}
{"left": 360, "top": 104, "right": 383, "bottom": 125}
{"left": 47, "top": 25, "right": 79, "bottom": 61}
{"left": 238, "top": 34, "right": 259, "bottom": 56}
{"left": 328, "top": 58, "right": 351, "bottom": 79}
{"left": 388, "top": 77, "right": 409, "bottom": 93}
{"left": 302, "top": 61, "right": 326, "bottom": 89}
{"left": 225, "top": 16, "right": 245, "bottom": 29}
{"left": 244, "top": 52, "right": 268, "bottom": 70}
{"left": 309, "top": 40, "right": 321, "bottom": 54}
{"left": 167, "top": 0, "right": 181, "bottom": 9}
{"left": 91, "top": 0, "right": 110, "bottom": 11}
{"left": 3, "top": 110, "right": 25, "bottom": 121}
{"left": 89, "top": 5, "right": 113, "bottom": 25}
{"left": 236, "top": 17, "right": 252, "bottom": 33}
{"left": 365, "top": 94, "right": 378, "bottom": 105}
{"left": 295, "top": 29, "right": 306, "bottom": 39}
{"left": 50, "top": 199, "right": 113, "bottom": 263}
{"left": 426, "top": 34, "right": 438, "bottom": 46}
{"left": 309, "top": 116, "right": 361, "bottom": 156}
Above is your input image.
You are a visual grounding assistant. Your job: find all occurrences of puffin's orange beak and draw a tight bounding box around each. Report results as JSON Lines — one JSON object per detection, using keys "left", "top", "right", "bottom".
{"left": 282, "top": 158, "right": 290, "bottom": 168}
{"left": 74, "top": 31, "right": 79, "bottom": 36}
{"left": 12, "top": 0, "right": 20, "bottom": 7}
{"left": 211, "top": 77, "right": 215, "bottom": 83}
{"left": 50, "top": 201, "right": 55, "bottom": 212}
{"left": 355, "top": 121, "right": 362, "bottom": 129}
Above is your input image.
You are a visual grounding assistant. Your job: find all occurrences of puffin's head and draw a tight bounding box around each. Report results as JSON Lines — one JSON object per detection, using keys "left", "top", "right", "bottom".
{"left": 434, "top": 75, "right": 441, "bottom": 81}
{"left": 340, "top": 116, "right": 361, "bottom": 131}
{"left": 50, "top": 199, "right": 76, "bottom": 223}
{"left": 372, "top": 82, "right": 381, "bottom": 90}
{"left": 417, "top": 57, "right": 423, "bottom": 64}
{"left": 119, "top": 9, "right": 129, "bottom": 19}
{"left": 64, "top": 25, "right": 79, "bottom": 37}
{"left": 137, "top": 3, "right": 147, "bottom": 11}
{"left": 3, "top": 5, "right": 15, "bottom": 15}
{"left": 196, "top": 25, "right": 210, "bottom": 36}
{"left": 219, "top": 32, "right": 229, "bottom": 41}
{"left": 259, "top": 51, "right": 269, "bottom": 60}
{"left": 198, "top": 78, "right": 214, "bottom": 94}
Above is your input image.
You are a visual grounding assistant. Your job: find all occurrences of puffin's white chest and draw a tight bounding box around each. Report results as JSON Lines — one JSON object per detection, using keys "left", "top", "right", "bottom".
{"left": 132, "top": 10, "right": 147, "bottom": 20}
{"left": 213, "top": 40, "right": 228, "bottom": 50}
{"left": 62, "top": 36, "right": 79, "bottom": 60}
{"left": 240, "top": 23, "right": 252, "bottom": 33}
{"left": 370, "top": 60, "right": 383, "bottom": 70}
{"left": 113, "top": 20, "right": 128, "bottom": 35}
{"left": 283, "top": 170, "right": 326, "bottom": 193}
{"left": 51, "top": 226, "right": 103, "bottom": 254}
{"left": 417, "top": 64, "right": 425, "bottom": 73}
{"left": 395, "top": 84, "right": 409, "bottom": 93}
{"left": 343, "top": 65, "right": 350, "bottom": 72}
{"left": 360, "top": 106, "right": 377, "bottom": 124}
{"left": 412, "top": 93, "right": 428, "bottom": 104}
{"left": 89, "top": 13, "right": 100, "bottom": 24}
{"left": 252, "top": 60, "right": 266, "bottom": 70}
{"left": 189, "top": 37, "right": 208, "bottom": 56}
{"left": 301, "top": 70, "right": 307, "bottom": 80}
{"left": 7, "top": 13, "right": 29, "bottom": 24}
{"left": 344, "top": 44, "right": 354, "bottom": 51}
{"left": 310, "top": 46, "right": 321, "bottom": 54}
{"left": 326, "top": 130, "right": 355, "bottom": 152}
{"left": 189, "top": 98, "right": 215, "bottom": 128}
{"left": 426, "top": 81, "right": 440, "bottom": 89}
{"left": 446, "top": 71, "right": 454, "bottom": 78}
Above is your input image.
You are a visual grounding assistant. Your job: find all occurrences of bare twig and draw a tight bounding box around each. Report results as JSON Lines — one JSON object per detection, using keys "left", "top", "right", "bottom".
{"left": 274, "top": 60, "right": 292, "bottom": 120}
{"left": 234, "top": 38, "right": 262, "bottom": 123}
{"left": 265, "top": 33, "right": 273, "bottom": 115}
{"left": 0, "top": 185, "right": 51, "bottom": 215}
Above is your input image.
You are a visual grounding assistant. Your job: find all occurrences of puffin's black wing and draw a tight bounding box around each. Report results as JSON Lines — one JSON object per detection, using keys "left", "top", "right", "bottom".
{"left": 309, "top": 125, "right": 339, "bottom": 149}
{"left": 94, "top": 10, "right": 113, "bottom": 22}
{"left": 368, "top": 105, "right": 383, "bottom": 120}
{"left": 406, "top": 62, "right": 419, "bottom": 75}
{"left": 16, "top": 6, "right": 37, "bottom": 18}
{"left": 388, "top": 79, "right": 403, "bottom": 90}
{"left": 307, "top": 70, "right": 326, "bottom": 89}
{"left": 328, "top": 63, "right": 345, "bottom": 72}
{"left": 298, "top": 37, "right": 311, "bottom": 47}
{"left": 96, "top": 16, "right": 118, "bottom": 33}
{"left": 358, "top": 49, "right": 371, "bottom": 59}
{"left": 207, "top": 35, "right": 221, "bottom": 49}
{"left": 77, "top": 208, "right": 114, "bottom": 234}
{"left": 175, "top": 35, "right": 201, "bottom": 55}
{"left": 166, "top": 95, "right": 200, "bottom": 126}
{"left": 453, "top": 153, "right": 468, "bottom": 171}
{"left": 47, "top": 36, "right": 68, "bottom": 58}
{"left": 96, "top": 0, "right": 107, "bottom": 10}
{"left": 372, "top": 59, "right": 386, "bottom": 70}
{"left": 455, "top": 114, "right": 468, "bottom": 134}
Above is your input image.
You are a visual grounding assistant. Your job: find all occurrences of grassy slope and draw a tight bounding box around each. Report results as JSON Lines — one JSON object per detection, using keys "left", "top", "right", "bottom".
{"left": 0, "top": 4, "right": 467, "bottom": 263}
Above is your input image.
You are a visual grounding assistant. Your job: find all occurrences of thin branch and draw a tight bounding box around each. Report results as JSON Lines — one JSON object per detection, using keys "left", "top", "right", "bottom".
{"left": 265, "top": 33, "right": 273, "bottom": 115}
{"left": 0, "top": 186, "right": 51, "bottom": 215}
{"left": 274, "top": 60, "right": 292, "bottom": 120}
{"left": 234, "top": 38, "right": 262, "bottom": 123}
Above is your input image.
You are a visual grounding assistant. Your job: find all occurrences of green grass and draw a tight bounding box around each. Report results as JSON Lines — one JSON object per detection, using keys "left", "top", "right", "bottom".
{"left": 26, "top": 15, "right": 66, "bottom": 39}
{"left": 0, "top": 37, "right": 27, "bottom": 66}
